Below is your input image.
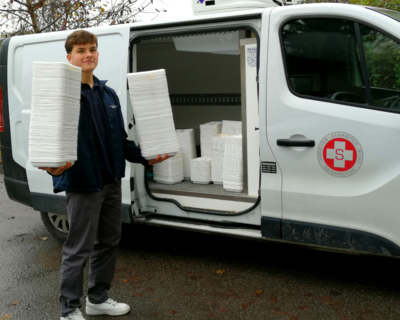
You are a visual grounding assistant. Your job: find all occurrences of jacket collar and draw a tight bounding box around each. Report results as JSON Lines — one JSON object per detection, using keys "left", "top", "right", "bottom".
{"left": 95, "top": 75, "right": 108, "bottom": 86}
{"left": 81, "top": 75, "right": 108, "bottom": 88}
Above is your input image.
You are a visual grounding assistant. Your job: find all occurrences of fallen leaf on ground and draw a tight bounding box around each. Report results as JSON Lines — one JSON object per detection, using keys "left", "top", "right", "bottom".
{"left": 11, "top": 302, "right": 20, "bottom": 305}
{"left": 215, "top": 270, "right": 226, "bottom": 274}
{"left": 135, "top": 294, "right": 142, "bottom": 297}
{"left": 362, "top": 309, "right": 374, "bottom": 315}
{"left": 272, "top": 311, "right": 289, "bottom": 316}
{"left": 224, "top": 289, "right": 236, "bottom": 297}
{"left": 298, "top": 306, "right": 310, "bottom": 310}
{"left": 320, "top": 296, "right": 340, "bottom": 306}
{"left": 290, "top": 316, "right": 300, "bottom": 320}
{"left": 122, "top": 279, "right": 129, "bottom": 283}
{"left": 255, "top": 290, "right": 264, "bottom": 296}
{"left": 38, "top": 237, "right": 48, "bottom": 240}
{"left": 270, "top": 294, "right": 278, "bottom": 303}
{"left": 0, "top": 315, "right": 13, "bottom": 319}
{"left": 168, "top": 309, "right": 177, "bottom": 314}
{"left": 219, "top": 308, "right": 227, "bottom": 312}
{"left": 241, "top": 299, "right": 256, "bottom": 309}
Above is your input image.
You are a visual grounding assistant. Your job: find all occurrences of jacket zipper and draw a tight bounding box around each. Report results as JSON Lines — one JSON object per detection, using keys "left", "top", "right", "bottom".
{"left": 81, "top": 94, "right": 103, "bottom": 190}
{"left": 99, "top": 84, "right": 118, "bottom": 180}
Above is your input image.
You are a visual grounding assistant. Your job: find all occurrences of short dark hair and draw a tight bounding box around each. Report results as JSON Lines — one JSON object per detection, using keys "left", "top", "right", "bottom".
{"left": 65, "top": 30, "right": 98, "bottom": 54}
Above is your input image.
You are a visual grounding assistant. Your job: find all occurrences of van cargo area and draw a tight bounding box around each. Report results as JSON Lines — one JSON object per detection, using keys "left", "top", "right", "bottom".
{"left": 131, "top": 30, "right": 260, "bottom": 213}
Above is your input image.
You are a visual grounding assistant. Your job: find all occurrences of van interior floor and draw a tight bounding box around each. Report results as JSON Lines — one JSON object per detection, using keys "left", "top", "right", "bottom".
{"left": 148, "top": 179, "right": 258, "bottom": 203}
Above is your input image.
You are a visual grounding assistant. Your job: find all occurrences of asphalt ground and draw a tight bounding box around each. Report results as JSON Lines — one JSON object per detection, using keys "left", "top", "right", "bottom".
{"left": 0, "top": 173, "right": 400, "bottom": 320}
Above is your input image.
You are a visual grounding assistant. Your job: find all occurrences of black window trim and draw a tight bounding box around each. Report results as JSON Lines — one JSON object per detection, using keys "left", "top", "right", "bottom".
{"left": 354, "top": 21, "right": 374, "bottom": 106}
{"left": 279, "top": 15, "right": 400, "bottom": 114}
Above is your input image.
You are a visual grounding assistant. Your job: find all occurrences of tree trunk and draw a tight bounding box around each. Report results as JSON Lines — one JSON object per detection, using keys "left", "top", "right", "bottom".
{"left": 26, "top": 0, "right": 40, "bottom": 33}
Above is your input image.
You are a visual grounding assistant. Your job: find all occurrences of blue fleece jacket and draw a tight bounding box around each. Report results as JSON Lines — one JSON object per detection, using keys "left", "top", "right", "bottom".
{"left": 52, "top": 77, "right": 148, "bottom": 193}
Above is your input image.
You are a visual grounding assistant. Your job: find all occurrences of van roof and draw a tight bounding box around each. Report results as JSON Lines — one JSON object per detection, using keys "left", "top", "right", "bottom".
{"left": 126, "top": 3, "right": 373, "bottom": 31}
{"left": 128, "top": 7, "right": 269, "bottom": 31}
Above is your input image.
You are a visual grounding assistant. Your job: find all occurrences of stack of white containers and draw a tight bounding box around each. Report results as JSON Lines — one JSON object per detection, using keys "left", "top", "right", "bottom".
{"left": 221, "top": 120, "right": 242, "bottom": 135}
{"left": 153, "top": 151, "right": 184, "bottom": 184}
{"left": 176, "top": 129, "right": 196, "bottom": 180}
{"left": 200, "top": 122, "right": 222, "bottom": 157}
{"left": 191, "top": 157, "right": 212, "bottom": 184}
{"left": 223, "top": 135, "right": 243, "bottom": 193}
{"left": 29, "top": 62, "right": 82, "bottom": 168}
{"left": 127, "top": 69, "right": 179, "bottom": 160}
{"left": 211, "top": 134, "right": 231, "bottom": 185}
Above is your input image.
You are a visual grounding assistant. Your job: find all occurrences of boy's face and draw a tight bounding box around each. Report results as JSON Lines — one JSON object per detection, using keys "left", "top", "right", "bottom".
{"left": 67, "top": 42, "right": 99, "bottom": 73}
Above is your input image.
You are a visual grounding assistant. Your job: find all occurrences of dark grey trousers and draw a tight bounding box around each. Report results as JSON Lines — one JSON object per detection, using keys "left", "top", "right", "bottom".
{"left": 60, "top": 180, "right": 122, "bottom": 317}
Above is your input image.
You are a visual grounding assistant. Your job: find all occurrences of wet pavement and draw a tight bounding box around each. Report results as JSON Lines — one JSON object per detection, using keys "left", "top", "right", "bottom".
{"left": 1, "top": 173, "right": 400, "bottom": 320}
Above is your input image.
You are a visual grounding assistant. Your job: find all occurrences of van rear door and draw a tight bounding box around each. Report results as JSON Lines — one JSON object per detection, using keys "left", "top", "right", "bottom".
{"left": 6, "top": 25, "right": 131, "bottom": 216}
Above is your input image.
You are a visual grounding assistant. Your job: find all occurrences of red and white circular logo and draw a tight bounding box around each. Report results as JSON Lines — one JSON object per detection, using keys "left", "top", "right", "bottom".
{"left": 317, "top": 132, "right": 363, "bottom": 178}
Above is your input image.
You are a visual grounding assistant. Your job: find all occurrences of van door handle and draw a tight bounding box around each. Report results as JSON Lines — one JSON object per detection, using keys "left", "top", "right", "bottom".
{"left": 277, "top": 139, "right": 315, "bottom": 147}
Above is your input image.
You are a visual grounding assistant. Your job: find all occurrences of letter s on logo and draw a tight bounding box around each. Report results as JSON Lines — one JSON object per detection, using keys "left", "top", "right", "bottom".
{"left": 335, "top": 149, "right": 344, "bottom": 160}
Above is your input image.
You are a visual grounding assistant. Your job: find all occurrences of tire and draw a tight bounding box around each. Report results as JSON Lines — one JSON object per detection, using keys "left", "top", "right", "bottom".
{"left": 40, "top": 211, "right": 69, "bottom": 243}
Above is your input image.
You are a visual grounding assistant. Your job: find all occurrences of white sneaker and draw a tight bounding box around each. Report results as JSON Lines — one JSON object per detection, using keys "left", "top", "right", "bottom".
{"left": 85, "top": 297, "right": 130, "bottom": 316}
{"left": 61, "top": 308, "right": 86, "bottom": 320}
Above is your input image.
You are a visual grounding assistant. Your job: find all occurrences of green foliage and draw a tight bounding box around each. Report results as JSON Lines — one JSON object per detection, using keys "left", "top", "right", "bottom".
{"left": 361, "top": 27, "right": 400, "bottom": 90}
{"left": 350, "top": 0, "right": 400, "bottom": 12}
{"left": 300, "top": 0, "right": 400, "bottom": 12}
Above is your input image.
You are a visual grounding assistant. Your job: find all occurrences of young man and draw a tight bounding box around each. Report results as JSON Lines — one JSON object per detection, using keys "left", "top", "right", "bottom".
{"left": 41, "top": 30, "right": 167, "bottom": 320}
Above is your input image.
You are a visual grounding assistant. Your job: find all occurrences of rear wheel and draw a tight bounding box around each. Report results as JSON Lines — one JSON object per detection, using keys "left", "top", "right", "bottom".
{"left": 40, "top": 212, "right": 69, "bottom": 243}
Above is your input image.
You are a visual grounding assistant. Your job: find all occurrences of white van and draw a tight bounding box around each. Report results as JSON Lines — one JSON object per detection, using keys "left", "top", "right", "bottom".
{"left": 2, "top": 0, "right": 400, "bottom": 257}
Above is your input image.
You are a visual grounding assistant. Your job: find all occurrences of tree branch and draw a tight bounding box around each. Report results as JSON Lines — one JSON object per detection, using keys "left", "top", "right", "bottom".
{"left": 0, "top": 10, "right": 33, "bottom": 27}
{"left": 13, "top": 0, "right": 29, "bottom": 8}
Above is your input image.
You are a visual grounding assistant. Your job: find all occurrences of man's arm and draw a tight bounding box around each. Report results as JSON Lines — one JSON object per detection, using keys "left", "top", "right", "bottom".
{"left": 39, "top": 162, "right": 73, "bottom": 176}
{"left": 110, "top": 90, "right": 168, "bottom": 166}
{"left": 121, "top": 132, "right": 169, "bottom": 166}
{"left": 149, "top": 154, "right": 169, "bottom": 165}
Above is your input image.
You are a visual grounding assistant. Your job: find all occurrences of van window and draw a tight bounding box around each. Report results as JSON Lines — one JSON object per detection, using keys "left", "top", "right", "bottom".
{"left": 281, "top": 18, "right": 400, "bottom": 111}
{"left": 282, "top": 19, "right": 368, "bottom": 105}
{"left": 360, "top": 25, "right": 400, "bottom": 109}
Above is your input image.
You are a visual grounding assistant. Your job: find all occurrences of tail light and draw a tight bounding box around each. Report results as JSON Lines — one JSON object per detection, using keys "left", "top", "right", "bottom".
{"left": 0, "top": 86, "right": 3, "bottom": 132}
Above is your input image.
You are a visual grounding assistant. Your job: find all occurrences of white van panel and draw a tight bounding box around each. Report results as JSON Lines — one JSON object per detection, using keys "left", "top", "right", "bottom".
{"left": 8, "top": 26, "right": 131, "bottom": 204}
{"left": 240, "top": 40, "right": 260, "bottom": 197}
{"left": 267, "top": 5, "right": 400, "bottom": 246}
{"left": 258, "top": 9, "right": 283, "bottom": 221}
{"left": 137, "top": 218, "right": 262, "bottom": 239}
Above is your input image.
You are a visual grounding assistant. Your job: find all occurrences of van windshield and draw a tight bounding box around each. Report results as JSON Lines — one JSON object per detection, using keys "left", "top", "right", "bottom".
{"left": 369, "top": 7, "right": 400, "bottom": 22}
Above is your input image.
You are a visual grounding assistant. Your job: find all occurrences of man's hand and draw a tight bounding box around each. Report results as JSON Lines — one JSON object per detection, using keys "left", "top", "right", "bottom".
{"left": 38, "top": 162, "right": 73, "bottom": 176}
{"left": 148, "top": 154, "right": 170, "bottom": 166}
